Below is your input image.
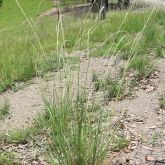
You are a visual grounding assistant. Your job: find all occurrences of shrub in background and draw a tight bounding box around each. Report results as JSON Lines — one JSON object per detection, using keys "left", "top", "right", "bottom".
{"left": 0, "top": 0, "right": 3, "bottom": 7}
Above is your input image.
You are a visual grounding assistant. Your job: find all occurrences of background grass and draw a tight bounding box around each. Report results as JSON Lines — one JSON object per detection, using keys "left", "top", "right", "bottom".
{"left": 0, "top": 0, "right": 53, "bottom": 28}
{"left": 0, "top": 2, "right": 165, "bottom": 93}
{"left": 0, "top": 9, "right": 165, "bottom": 92}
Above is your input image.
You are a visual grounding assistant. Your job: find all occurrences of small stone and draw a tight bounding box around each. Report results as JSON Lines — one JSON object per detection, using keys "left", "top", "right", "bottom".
{"left": 130, "top": 146, "right": 137, "bottom": 150}
{"left": 133, "top": 118, "right": 143, "bottom": 122}
{"left": 145, "top": 156, "right": 156, "bottom": 161}
{"left": 131, "top": 124, "right": 136, "bottom": 128}
{"left": 130, "top": 141, "right": 138, "bottom": 145}
{"left": 141, "top": 145, "right": 153, "bottom": 151}
{"left": 148, "top": 126, "right": 157, "bottom": 129}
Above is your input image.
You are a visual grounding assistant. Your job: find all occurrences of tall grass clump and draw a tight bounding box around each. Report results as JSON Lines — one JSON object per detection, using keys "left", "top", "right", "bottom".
{"left": 41, "top": 93, "right": 109, "bottom": 165}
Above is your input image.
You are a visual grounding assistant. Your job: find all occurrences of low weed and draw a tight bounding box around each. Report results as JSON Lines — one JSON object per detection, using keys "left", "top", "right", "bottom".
{"left": 156, "top": 47, "right": 164, "bottom": 58}
{"left": 159, "top": 94, "right": 165, "bottom": 109}
{"left": 149, "top": 132, "right": 164, "bottom": 146}
{"left": 90, "top": 44, "right": 114, "bottom": 57}
{"left": 128, "top": 55, "right": 154, "bottom": 80}
{"left": 36, "top": 52, "right": 64, "bottom": 76}
{"left": 94, "top": 75, "right": 125, "bottom": 100}
{"left": 0, "top": 98, "right": 10, "bottom": 120}
{"left": 110, "top": 135, "right": 128, "bottom": 151}
{"left": 0, "top": 152, "right": 19, "bottom": 165}
{"left": 2, "top": 127, "right": 38, "bottom": 144}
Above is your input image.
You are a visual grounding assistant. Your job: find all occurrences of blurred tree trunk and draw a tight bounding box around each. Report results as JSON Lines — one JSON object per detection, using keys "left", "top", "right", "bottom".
{"left": 91, "top": 0, "right": 108, "bottom": 19}
{"left": 118, "top": 0, "right": 130, "bottom": 9}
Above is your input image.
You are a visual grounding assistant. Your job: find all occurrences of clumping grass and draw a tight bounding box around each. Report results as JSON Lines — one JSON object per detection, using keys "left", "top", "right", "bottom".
{"left": 2, "top": 127, "right": 38, "bottom": 144}
{"left": 110, "top": 135, "right": 128, "bottom": 151}
{"left": 128, "top": 55, "right": 154, "bottom": 80}
{"left": 149, "top": 132, "right": 164, "bottom": 146}
{"left": 0, "top": 92, "right": 128, "bottom": 164}
{"left": 0, "top": 98, "right": 10, "bottom": 120}
{"left": 40, "top": 94, "right": 109, "bottom": 165}
{"left": 156, "top": 47, "right": 164, "bottom": 58}
{"left": 140, "top": 25, "right": 160, "bottom": 51}
{"left": 40, "top": 94, "right": 128, "bottom": 164}
{"left": 92, "top": 71, "right": 98, "bottom": 82}
{"left": 94, "top": 75, "right": 125, "bottom": 100}
{"left": 90, "top": 44, "right": 114, "bottom": 57}
{"left": 0, "top": 152, "right": 20, "bottom": 165}
{"left": 159, "top": 94, "right": 165, "bottom": 109}
{"left": 105, "top": 80, "right": 124, "bottom": 101}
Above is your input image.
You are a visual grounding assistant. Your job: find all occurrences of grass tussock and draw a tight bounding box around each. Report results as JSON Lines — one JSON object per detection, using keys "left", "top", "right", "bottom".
{"left": 128, "top": 55, "right": 154, "bottom": 80}
{"left": 1, "top": 127, "right": 38, "bottom": 144}
{"left": 40, "top": 94, "right": 109, "bottom": 165}
{"left": 0, "top": 152, "right": 20, "bottom": 165}
{"left": 94, "top": 74, "right": 125, "bottom": 100}
{"left": 0, "top": 92, "right": 128, "bottom": 164}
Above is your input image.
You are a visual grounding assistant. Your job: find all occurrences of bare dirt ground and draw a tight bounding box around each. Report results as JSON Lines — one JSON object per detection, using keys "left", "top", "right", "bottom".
{"left": 0, "top": 54, "right": 119, "bottom": 132}
{"left": 0, "top": 1, "right": 165, "bottom": 164}
{"left": 0, "top": 51, "right": 165, "bottom": 164}
{"left": 108, "top": 59, "right": 165, "bottom": 164}
{"left": 0, "top": 53, "right": 125, "bottom": 164}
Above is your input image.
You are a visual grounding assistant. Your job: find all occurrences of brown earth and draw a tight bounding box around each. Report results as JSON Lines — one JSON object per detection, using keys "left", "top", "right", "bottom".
{"left": 0, "top": 50, "right": 164, "bottom": 164}
{"left": 0, "top": 53, "right": 121, "bottom": 132}
{"left": 0, "top": 0, "right": 165, "bottom": 164}
{"left": 108, "top": 59, "right": 165, "bottom": 164}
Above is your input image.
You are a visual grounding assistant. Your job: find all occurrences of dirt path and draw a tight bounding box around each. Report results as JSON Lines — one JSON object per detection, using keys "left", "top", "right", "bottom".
{"left": 132, "top": 0, "right": 165, "bottom": 6}
{"left": 0, "top": 54, "right": 120, "bottom": 132}
{"left": 0, "top": 52, "right": 164, "bottom": 164}
{"left": 108, "top": 59, "right": 165, "bottom": 164}
{"left": 39, "top": 0, "right": 165, "bottom": 18}
{"left": 39, "top": 3, "right": 90, "bottom": 18}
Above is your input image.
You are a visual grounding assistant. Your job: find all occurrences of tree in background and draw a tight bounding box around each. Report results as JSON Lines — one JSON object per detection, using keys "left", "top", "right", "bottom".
{"left": 91, "top": 0, "right": 108, "bottom": 19}
{"left": 118, "top": 0, "right": 130, "bottom": 9}
{"left": 0, "top": 0, "right": 3, "bottom": 7}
